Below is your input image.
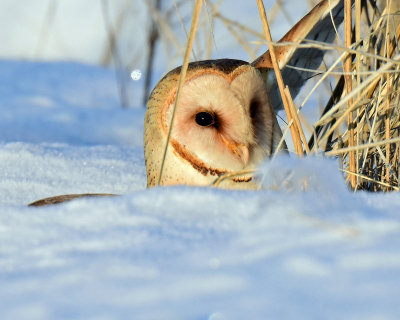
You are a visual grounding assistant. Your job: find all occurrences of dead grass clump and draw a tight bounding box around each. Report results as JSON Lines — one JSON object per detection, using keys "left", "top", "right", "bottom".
{"left": 311, "top": 0, "right": 400, "bottom": 191}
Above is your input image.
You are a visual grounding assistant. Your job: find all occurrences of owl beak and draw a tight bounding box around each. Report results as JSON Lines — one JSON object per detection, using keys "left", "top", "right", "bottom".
{"left": 234, "top": 144, "right": 250, "bottom": 166}
{"left": 220, "top": 135, "right": 249, "bottom": 165}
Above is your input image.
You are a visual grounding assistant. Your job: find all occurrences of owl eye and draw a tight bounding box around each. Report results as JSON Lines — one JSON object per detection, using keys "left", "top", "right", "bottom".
{"left": 195, "top": 112, "right": 215, "bottom": 127}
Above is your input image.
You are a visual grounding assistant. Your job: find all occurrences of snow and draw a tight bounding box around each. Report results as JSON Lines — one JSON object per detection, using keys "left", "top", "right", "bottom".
{"left": 0, "top": 60, "right": 400, "bottom": 320}
{"left": 131, "top": 69, "right": 142, "bottom": 81}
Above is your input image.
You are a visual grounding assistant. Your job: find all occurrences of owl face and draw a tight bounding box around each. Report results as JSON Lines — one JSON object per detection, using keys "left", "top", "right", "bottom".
{"left": 144, "top": 60, "right": 282, "bottom": 188}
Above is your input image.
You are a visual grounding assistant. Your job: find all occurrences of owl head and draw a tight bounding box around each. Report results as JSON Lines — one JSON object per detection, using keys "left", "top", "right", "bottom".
{"left": 144, "top": 60, "right": 283, "bottom": 189}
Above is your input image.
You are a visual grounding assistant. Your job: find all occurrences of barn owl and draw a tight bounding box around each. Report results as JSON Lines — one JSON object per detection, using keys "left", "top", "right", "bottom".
{"left": 29, "top": 0, "right": 348, "bottom": 206}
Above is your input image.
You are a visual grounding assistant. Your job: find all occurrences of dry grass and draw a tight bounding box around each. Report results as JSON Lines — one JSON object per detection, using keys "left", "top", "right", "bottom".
{"left": 310, "top": 0, "right": 400, "bottom": 191}
{"left": 251, "top": 0, "right": 400, "bottom": 192}
{"left": 256, "top": 0, "right": 306, "bottom": 158}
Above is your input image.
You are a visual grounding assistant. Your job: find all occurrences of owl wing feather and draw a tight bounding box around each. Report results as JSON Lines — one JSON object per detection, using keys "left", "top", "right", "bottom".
{"left": 252, "top": 0, "right": 351, "bottom": 111}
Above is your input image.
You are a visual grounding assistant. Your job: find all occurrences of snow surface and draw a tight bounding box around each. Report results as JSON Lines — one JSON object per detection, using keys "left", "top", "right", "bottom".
{"left": 1, "top": 59, "right": 400, "bottom": 319}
